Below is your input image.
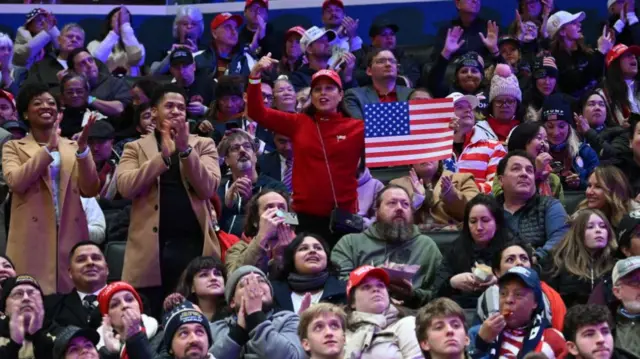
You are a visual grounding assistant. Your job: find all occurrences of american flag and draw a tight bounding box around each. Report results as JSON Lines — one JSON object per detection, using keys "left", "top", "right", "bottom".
{"left": 363, "top": 99, "right": 455, "bottom": 168}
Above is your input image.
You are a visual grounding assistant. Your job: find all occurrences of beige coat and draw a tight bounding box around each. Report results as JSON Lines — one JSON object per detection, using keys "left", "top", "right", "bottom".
{"left": 391, "top": 171, "right": 479, "bottom": 226}
{"left": 2, "top": 135, "right": 100, "bottom": 295}
{"left": 116, "top": 134, "right": 221, "bottom": 288}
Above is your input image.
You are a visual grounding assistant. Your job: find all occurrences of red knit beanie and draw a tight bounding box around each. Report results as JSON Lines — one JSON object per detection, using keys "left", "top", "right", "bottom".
{"left": 97, "top": 281, "right": 143, "bottom": 316}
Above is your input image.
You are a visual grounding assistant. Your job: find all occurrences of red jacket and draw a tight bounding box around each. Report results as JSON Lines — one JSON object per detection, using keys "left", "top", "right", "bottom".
{"left": 247, "top": 82, "right": 364, "bottom": 217}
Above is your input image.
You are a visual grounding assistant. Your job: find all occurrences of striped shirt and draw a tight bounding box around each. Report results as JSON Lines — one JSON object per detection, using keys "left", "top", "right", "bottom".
{"left": 456, "top": 132, "right": 507, "bottom": 194}
{"left": 498, "top": 327, "right": 567, "bottom": 359}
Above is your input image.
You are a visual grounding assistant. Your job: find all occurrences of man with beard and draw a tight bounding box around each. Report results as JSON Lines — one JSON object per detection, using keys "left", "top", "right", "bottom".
{"left": 331, "top": 184, "right": 443, "bottom": 308}
{"left": 44, "top": 242, "right": 108, "bottom": 331}
{"left": 210, "top": 265, "right": 306, "bottom": 359}
{"left": 344, "top": 49, "right": 413, "bottom": 120}
{"left": 564, "top": 304, "right": 637, "bottom": 359}
{"left": 163, "top": 300, "right": 214, "bottom": 359}
{"left": 217, "top": 130, "right": 288, "bottom": 236}
{"left": 67, "top": 48, "right": 132, "bottom": 117}
{"left": 611, "top": 257, "right": 640, "bottom": 357}
{"left": 496, "top": 150, "right": 569, "bottom": 262}
{"left": 0, "top": 275, "right": 54, "bottom": 358}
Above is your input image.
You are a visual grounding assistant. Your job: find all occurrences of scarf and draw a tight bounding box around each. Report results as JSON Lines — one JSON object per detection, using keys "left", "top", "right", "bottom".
{"left": 287, "top": 271, "right": 329, "bottom": 292}
{"left": 489, "top": 311, "right": 549, "bottom": 359}
{"left": 486, "top": 116, "right": 518, "bottom": 142}
{"left": 120, "top": 327, "right": 146, "bottom": 359}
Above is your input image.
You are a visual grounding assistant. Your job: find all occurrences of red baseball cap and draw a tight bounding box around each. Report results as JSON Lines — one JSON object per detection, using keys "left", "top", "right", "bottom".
{"left": 245, "top": 0, "right": 268, "bottom": 9}
{"left": 0, "top": 90, "right": 16, "bottom": 109}
{"left": 285, "top": 26, "right": 306, "bottom": 39}
{"left": 311, "top": 69, "right": 343, "bottom": 90}
{"left": 346, "top": 265, "right": 390, "bottom": 298}
{"left": 606, "top": 44, "right": 640, "bottom": 68}
{"left": 322, "top": 0, "right": 344, "bottom": 10}
{"left": 210, "top": 12, "right": 244, "bottom": 31}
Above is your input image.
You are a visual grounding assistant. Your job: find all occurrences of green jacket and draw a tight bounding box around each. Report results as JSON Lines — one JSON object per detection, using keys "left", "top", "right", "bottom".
{"left": 331, "top": 224, "right": 443, "bottom": 308}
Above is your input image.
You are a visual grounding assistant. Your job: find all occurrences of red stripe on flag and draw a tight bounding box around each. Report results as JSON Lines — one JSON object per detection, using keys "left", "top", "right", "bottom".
{"left": 410, "top": 128, "right": 454, "bottom": 135}
{"left": 365, "top": 136, "right": 454, "bottom": 148}
{"left": 365, "top": 144, "right": 452, "bottom": 158}
{"left": 366, "top": 153, "right": 452, "bottom": 167}
{"left": 408, "top": 107, "right": 456, "bottom": 115}
{"left": 409, "top": 118, "right": 452, "bottom": 125}
{"left": 409, "top": 98, "right": 454, "bottom": 105}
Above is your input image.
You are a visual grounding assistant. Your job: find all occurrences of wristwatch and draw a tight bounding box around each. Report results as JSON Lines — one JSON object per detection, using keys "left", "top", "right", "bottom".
{"left": 179, "top": 145, "right": 193, "bottom": 158}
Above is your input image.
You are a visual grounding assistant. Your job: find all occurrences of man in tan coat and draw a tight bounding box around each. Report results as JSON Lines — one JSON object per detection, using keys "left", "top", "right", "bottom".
{"left": 117, "top": 84, "right": 220, "bottom": 314}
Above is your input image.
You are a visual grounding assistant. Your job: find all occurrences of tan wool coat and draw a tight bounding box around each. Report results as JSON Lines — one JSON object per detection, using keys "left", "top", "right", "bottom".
{"left": 2, "top": 135, "right": 100, "bottom": 295}
{"left": 116, "top": 134, "right": 221, "bottom": 288}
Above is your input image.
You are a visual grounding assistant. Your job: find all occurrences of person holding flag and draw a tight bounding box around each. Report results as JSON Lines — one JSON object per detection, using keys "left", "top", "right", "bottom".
{"left": 247, "top": 52, "right": 363, "bottom": 249}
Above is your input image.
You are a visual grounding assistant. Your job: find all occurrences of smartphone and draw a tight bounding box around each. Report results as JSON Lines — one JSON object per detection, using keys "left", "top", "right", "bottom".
{"left": 550, "top": 161, "right": 564, "bottom": 174}
{"left": 276, "top": 210, "right": 299, "bottom": 226}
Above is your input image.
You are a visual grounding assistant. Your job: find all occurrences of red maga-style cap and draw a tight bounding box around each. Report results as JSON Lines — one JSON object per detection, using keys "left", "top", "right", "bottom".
{"left": 322, "top": 0, "right": 344, "bottom": 10}
{"left": 606, "top": 44, "right": 640, "bottom": 68}
{"left": 346, "top": 265, "right": 390, "bottom": 298}
{"left": 311, "top": 69, "right": 343, "bottom": 90}
{"left": 210, "top": 12, "right": 244, "bottom": 31}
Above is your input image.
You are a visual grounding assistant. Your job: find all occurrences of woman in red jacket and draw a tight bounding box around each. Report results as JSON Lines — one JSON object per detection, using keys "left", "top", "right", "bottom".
{"left": 247, "top": 54, "right": 364, "bottom": 248}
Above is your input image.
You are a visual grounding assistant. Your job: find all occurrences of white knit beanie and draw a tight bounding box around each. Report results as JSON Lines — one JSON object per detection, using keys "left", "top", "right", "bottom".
{"left": 489, "top": 64, "right": 522, "bottom": 103}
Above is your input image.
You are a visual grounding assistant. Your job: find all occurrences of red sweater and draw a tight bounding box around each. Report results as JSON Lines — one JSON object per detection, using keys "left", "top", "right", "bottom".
{"left": 247, "top": 82, "right": 364, "bottom": 217}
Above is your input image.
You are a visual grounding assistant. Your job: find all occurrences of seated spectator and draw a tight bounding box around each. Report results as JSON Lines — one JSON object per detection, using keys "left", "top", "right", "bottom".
{"left": 298, "top": 303, "right": 347, "bottom": 359}
{"left": 495, "top": 35, "right": 531, "bottom": 86}
{"left": 476, "top": 241, "right": 567, "bottom": 332}
{"left": 563, "top": 304, "right": 636, "bottom": 359}
{"left": 320, "top": 0, "right": 363, "bottom": 64}
{"left": 24, "top": 23, "right": 85, "bottom": 94}
{"left": 357, "top": 159, "right": 383, "bottom": 227}
{"left": 87, "top": 120, "right": 119, "bottom": 200}
{"left": 480, "top": 64, "right": 523, "bottom": 143}
{"left": 433, "top": 195, "right": 515, "bottom": 309}
{"left": 0, "top": 34, "right": 18, "bottom": 95}
{"left": 162, "top": 300, "right": 213, "bottom": 359}
{"left": 541, "top": 209, "right": 618, "bottom": 308}
{"left": 5, "top": 83, "right": 99, "bottom": 295}
{"left": 609, "top": 115, "right": 640, "bottom": 195}
{"left": 257, "top": 132, "right": 293, "bottom": 190}
{"left": 391, "top": 160, "right": 479, "bottom": 230}
{"left": 53, "top": 325, "right": 101, "bottom": 359}
{"left": 496, "top": 122, "right": 563, "bottom": 200}
{"left": 343, "top": 265, "right": 422, "bottom": 359}
{"left": 168, "top": 48, "right": 214, "bottom": 124}
{"left": 0, "top": 254, "right": 15, "bottom": 290}
{"left": 290, "top": 27, "right": 357, "bottom": 91}
{"left": 272, "top": 233, "right": 347, "bottom": 313}
{"left": 446, "top": 92, "right": 506, "bottom": 194}
{"left": 44, "top": 242, "right": 107, "bottom": 331}
{"left": 1, "top": 120, "right": 27, "bottom": 140}
{"left": 332, "top": 185, "right": 443, "bottom": 308}
{"left": 150, "top": 5, "right": 205, "bottom": 75}
{"left": 96, "top": 281, "right": 157, "bottom": 358}
{"left": 272, "top": 27, "right": 306, "bottom": 77}
{"left": 496, "top": 150, "right": 569, "bottom": 260}
{"left": 610, "top": 257, "right": 640, "bottom": 357}
{"left": 0, "top": 275, "right": 53, "bottom": 357}
{"left": 240, "top": 0, "right": 278, "bottom": 59}
{"left": 130, "top": 77, "right": 157, "bottom": 107}
{"left": 468, "top": 267, "right": 567, "bottom": 359}
{"left": 296, "top": 86, "right": 311, "bottom": 112}
{"left": 13, "top": 8, "right": 59, "bottom": 69}
{"left": 415, "top": 298, "right": 470, "bottom": 359}
{"left": 87, "top": 6, "right": 145, "bottom": 77}
{"left": 68, "top": 48, "right": 132, "bottom": 117}
{"left": 196, "top": 13, "right": 252, "bottom": 79}
{"left": 59, "top": 73, "right": 106, "bottom": 139}
{"left": 344, "top": 49, "right": 413, "bottom": 120}
{"left": 608, "top": 0, "right": 640, "bottom": 46}
{"left": 210, "top": 265, "right": 306, "bottom": 359}
{"left": 0, "top": 90, "right": 17, "bottom": 125}
{"left": 224, "top": 189, "right": 293, "bottom": 275}
{"left": 604, "top": 44, "right": 640, "bottom": 127}
{"left": 575, "top": 89, "right": 628, "bottom": 159}
{"left": 523, "top": 56, "right": 558, "bottom": 122}
{"left": 576, "top": 166, "right": 634, "bottom": 228}
{"left": 81, "top": 197, "right": 106, "bottom": 244}
{"left": 410, "top": 88, "right": 432, "bottom": 100}
{"left": 209, "top": 193, "right": 242, "bottom": 261}
{"left": 175, "top": 256, "right": 228, "bottom": 322}
{"left": 542, "top": 93, "right": 599, "bottom": 190}
{"left": 548, "top": 11, "right": 612, "bottom": 98}
{"left": 114, "top": 103, "right": 155, "bottom": 157}
{"left": 217, "top": 130, "right": 287, "bottom": 236}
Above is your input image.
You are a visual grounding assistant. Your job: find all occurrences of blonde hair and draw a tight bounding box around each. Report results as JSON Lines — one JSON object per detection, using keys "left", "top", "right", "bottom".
{"left": 549, "top": 209, "right": 617, "bottom": 280}
{"left": 577, "top": 166, "right": 632, "bottom": 226}
{"left": 298, "top": 303, "right": 347, "bottom": 340}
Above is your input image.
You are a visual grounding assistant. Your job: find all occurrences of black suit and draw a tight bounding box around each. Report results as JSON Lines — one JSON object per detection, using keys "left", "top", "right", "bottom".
{"left": 258, "top": 151, "right": 282, "bottom": 181}
{"left": 44, "top": 289, "right": 102, "bottom": 331}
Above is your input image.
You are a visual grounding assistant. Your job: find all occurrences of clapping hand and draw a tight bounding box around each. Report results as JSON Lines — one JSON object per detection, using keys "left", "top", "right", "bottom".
{"left": 47, "top": 113, "right": 62, "bottom": 152}
{"left": 409, "top": 168, "right": 426, "bottom": 196}
{"left": 160, "top": 119, "right": 176, "bottom": 159}
{"left": 574, "top": 113, "right": 590, "bottom": 135}
{"left": 440, "top": 175, "right": 457, "bottom": 200}
{"left": 101, "top": 315, "right": 121, "bottom": 353}
{"left": 174, "top": 121, "right": 190, "bottom": 153}
{"left": 341, "top": 16, "right": 359, "bottom": 39}
{"left": 242, "top": 274, "right": 265, "bottom": 315}
{"left": 298, "top": 293, "right": 312, "bottom": 315}
{"left": 77, "top": 114, "right": 97, "bottom": 153}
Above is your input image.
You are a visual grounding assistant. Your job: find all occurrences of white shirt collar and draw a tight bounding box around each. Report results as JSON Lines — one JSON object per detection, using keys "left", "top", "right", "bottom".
{"left": 77, "top": 285, "right": 106, "bottom": 301}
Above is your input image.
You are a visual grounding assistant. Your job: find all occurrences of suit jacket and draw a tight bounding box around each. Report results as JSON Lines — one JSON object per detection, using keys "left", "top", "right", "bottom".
{"left": 116, "top": 133, "right": 221, "bottom": 288}
{"left": 2, "top": 135, "right": 100, "bottom": 294}
{"left": 44, "top": 289, "right": 101, "bottom": 331}
{"left": 343, "top": 85, "right": 413, "bottom": 120}
{"left": 257, "top": 151, "right": 282, "bottom": 181}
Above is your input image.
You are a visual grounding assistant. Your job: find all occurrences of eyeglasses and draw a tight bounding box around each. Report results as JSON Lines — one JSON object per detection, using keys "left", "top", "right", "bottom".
{"left": 494, "top": 98, "right": 517, "bottom": 107}
{"left": 229, "top": 142, "right": 254, "bottom": 153}
{"left": 262, "top": 93, "right": 274, "bottom": 102}
{"left": 373, "top": 58, "right": 398, "bottom": 65}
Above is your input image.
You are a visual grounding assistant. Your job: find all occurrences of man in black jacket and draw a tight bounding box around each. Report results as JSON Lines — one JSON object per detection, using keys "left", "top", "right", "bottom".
{"left": 238, "top": 0, "right": 280, "bottom": 59}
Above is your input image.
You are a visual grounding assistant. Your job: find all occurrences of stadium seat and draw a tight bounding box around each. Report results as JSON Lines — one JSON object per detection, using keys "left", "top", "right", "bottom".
{"left": 104, "top": 241, "right": 126, "bottom": 283}
{"left": 562, "top": 191, "right": 585, "bottom": 215}
{"left": 370, "top": 166, "right": 410, "bottom": 184}
{"left": 423, "top": 231, "right": 459, "bottom": 254}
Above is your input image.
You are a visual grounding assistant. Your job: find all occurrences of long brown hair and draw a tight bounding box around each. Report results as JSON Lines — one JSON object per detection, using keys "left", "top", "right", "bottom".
{"left": 577, "top": 166, "right": 632, "bottom": 226}
{"left": 549, "top": 209, "right": 617, "bottom": 280}
{"left": 550, "top": 32, "right": 594, "bottom": 55}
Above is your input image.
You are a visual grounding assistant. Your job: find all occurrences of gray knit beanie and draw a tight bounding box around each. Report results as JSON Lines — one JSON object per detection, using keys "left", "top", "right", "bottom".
{"left": 224, "top": 265, "right": 274, "bottom": 304}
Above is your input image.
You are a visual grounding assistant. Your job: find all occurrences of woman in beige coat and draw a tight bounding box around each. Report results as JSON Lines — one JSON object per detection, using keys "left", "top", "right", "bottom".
{"left": 3, "top": 83, "right": 100, "bottom": 295}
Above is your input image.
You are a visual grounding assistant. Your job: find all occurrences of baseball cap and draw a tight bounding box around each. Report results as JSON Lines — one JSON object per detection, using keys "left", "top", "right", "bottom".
{"left": 0, "top": 90, "right": 16, "bottom": 109}
{"left": 2, "top": 121, "right": 28, "bottom": 134}
{"left": 169, "top": 48, "right": 194, "bottom": 67}
{"left": 210, "top": 12, "right": 243, "bottom": 31}
{"left": 606, "top": 44, "right": 640, "bottom": 68}
{"left": 300, "top": 26, "right": 336, "bottom": 53}
{"left": 612, "top": 257, "right": 640, "bottom": 285}
{"left": 618, "top": 210, "right": 640, "bottom": 249}
{"left": 245, "top": 0, "right": 268, "bottom": 9}
{"left": 498, "top": 266, "right": 543, "bottom": 305}
{"left": 608, "top": 0, "right": 621, "bottom": 8}
{"left": 88, "top": 120, "right": 115, "bottom": 140}
{"left": 311, "top": 69, "right": 343, "bottom": 90}
{"left": 532, "top": 56, "right": 559, "bottom": 80}
{"left": 322, "top": 0, "right": 344, "bottom": 10}
{"left": 447, "top": 92, "right": 479, "bottom": 109}
{"left": 25, "top": 8, "right": 47, "bottom": 25}
{"left": 369, "top": 21, "right": 399, "bottom": 38}
{"left": 346, "top": 265, "right": 390, "bottom": 298}
{"left": 498, "top": 35, "right": 520, "bottom": 49}
{"left": 53, "top": 326, "right": 100, "bottom": 359}
{"left": 541, "top": 93, "right": 573, "bottom": 126}
{"left": 546, "top": 11, "right": 586, "bottom": 39}
{"left": 285, "top": 26, "right": 306, "bottom": 39}
{"left": 0, "top": 274, "right": 43, "bottom": 313}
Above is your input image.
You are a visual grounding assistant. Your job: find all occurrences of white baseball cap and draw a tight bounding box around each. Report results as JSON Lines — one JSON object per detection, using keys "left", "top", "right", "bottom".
{"left": 446, "top": 92, "right": 479, "bottom": 109}
{"left": 612, "top": 256, "right": 640, "bottom": 285}
{"left": 546, "top": 10, "right": 586, "bottom": 38}
{"left": 300, "top": 26, "right": 337, "bottom": 52}
{"left": 608, "top": 0, "right": 622, "bottom": 8}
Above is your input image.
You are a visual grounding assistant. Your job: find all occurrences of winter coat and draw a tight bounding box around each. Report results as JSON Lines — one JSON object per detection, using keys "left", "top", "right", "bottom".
{"left": 357, "top": 168, "right": 384, "bottom": 227}
{"left": 272, "top": 276, "right": 347, "bottom": 312}
{"left": 87, "top": 23, "right": 145, "bottom": 76}
{"left": 13, "top": 25, "right": 60, "bottom": 69}
{"left": 96, "top": 314, "right": 158, "bottom": 359}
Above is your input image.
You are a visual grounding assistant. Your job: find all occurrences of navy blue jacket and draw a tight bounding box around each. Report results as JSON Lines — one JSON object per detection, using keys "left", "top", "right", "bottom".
{"left": 272, "top": 276, "right": 347, "bottom": 312}
{"left": 257, "top": 151, "right": 282, "bottom": 181}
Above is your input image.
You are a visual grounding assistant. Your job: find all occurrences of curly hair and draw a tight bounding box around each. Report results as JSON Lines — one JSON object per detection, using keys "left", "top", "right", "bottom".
{"left": 563, "top": 304, "right": 614, "bottom": 343}
{"left": 576, "top": 166, "right": 632, "bottom": 226}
